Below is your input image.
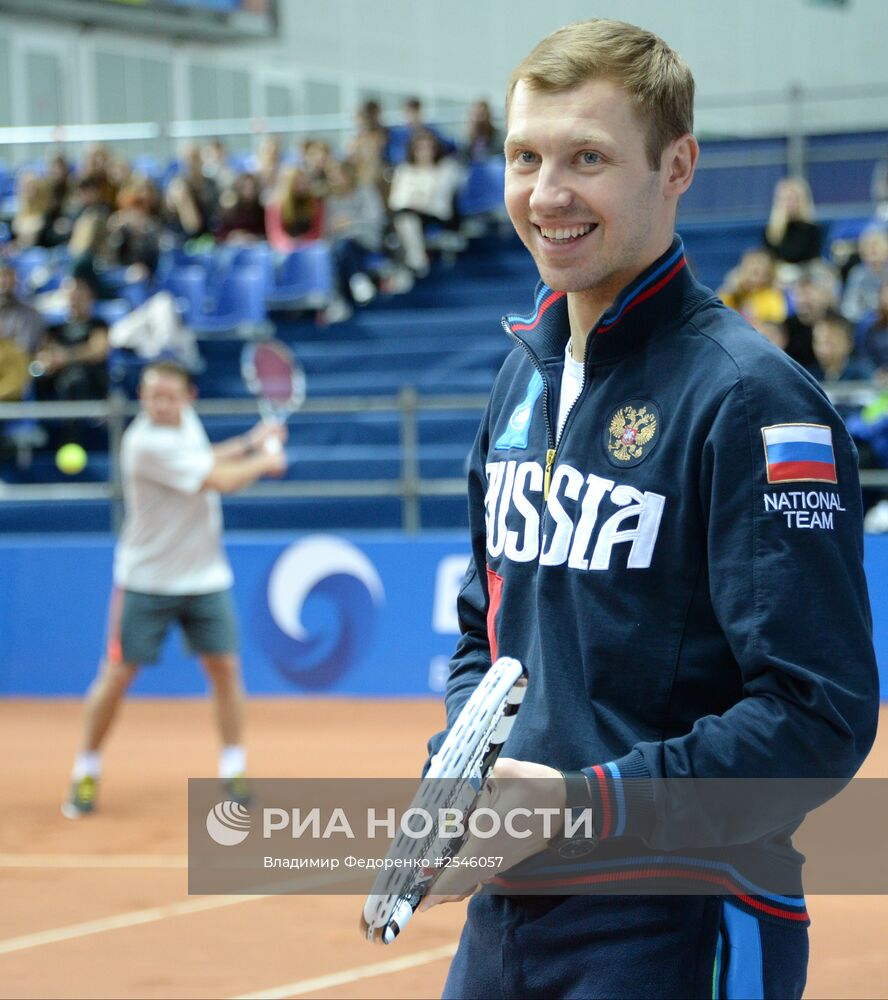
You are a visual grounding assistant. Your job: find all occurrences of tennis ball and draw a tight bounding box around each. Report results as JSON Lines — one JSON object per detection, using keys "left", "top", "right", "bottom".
{"left": 56, "top": 443, "right": 87, "bottom": 475}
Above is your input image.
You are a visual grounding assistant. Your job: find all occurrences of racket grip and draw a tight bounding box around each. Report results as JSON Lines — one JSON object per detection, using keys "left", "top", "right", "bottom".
{"left": 263, "top": 435, "right": 283, "bottom": 454}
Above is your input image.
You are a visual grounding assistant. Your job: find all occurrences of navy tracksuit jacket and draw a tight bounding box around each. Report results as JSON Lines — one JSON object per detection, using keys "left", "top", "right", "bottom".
{"left": 434, "top": 238, "right": 879, "bottom": 999}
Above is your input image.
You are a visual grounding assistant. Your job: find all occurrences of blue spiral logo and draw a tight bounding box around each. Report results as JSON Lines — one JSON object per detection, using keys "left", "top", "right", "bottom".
{"left": 257, "top": 536, "right": 385, "bottom": 690}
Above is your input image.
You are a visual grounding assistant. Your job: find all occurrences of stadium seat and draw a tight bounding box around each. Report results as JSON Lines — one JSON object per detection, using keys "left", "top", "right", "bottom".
{"left": 94, "top": 298, "right": 132, "bottom": 325}
{"left": 265, "top": 243, "right": 334, "bottom": 310}
{"left": 188, "top": 264, "right": 270, "bottom": 336}
{"left": 457, "top": 157, "right": 506, "bottom": 216}
{"left": 161, "top": 264, "right": 208, "bottom": 325}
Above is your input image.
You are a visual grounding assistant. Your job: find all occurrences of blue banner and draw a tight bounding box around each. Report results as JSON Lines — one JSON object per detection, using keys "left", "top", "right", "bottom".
{"left": 2, "top": 531, "right": 887, "bottom": 699}
{"left": 0, "top": 533, "right": 469, "bottom": 697}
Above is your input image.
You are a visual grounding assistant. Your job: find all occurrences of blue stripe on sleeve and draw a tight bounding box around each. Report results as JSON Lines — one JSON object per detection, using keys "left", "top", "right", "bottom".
{"left": 604, "top": 761, "right": 626, "bottom": 837}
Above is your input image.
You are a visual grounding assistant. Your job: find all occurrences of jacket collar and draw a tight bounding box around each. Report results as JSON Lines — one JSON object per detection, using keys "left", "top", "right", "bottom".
{"left": 503, "top": 236, "right": 709, "bottom": 365}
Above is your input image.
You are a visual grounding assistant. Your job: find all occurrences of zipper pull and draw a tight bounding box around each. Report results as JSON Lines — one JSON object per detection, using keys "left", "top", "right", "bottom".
{"left": 543, "top": 448, "right": 556, "bottom": 500}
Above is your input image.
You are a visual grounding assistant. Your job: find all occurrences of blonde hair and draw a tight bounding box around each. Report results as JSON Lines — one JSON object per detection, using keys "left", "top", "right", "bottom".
{"left": 506, "top": 19, "right": 695, "bottom": 169}
{"left": 766, "top": 177, "right": 816, "bottom": 244}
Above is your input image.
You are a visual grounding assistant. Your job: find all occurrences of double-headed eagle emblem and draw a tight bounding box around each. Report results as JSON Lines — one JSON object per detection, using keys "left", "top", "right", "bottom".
{"left": 608, "top": 404, "right": 657, "bottom": 461}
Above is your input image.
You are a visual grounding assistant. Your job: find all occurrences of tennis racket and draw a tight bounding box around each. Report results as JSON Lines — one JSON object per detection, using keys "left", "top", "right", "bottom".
{"left": 240, "top": 339, "right": 306, "bottom": 453}
{"left": 361, "top": 656, "right": 527, "bottom": 944}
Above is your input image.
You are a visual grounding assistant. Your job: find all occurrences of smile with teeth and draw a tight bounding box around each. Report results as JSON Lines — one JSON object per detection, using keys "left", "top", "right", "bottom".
{"left": 537, "top": 223, "right": 596, "bottom": 242}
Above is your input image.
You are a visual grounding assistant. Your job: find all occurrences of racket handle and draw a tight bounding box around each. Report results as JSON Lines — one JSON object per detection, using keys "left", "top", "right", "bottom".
{"left": 383, "top": 898, "right": 416, "bottom": 943}
{"left": 263, "top": 435, "right": 283, "bottom": 454}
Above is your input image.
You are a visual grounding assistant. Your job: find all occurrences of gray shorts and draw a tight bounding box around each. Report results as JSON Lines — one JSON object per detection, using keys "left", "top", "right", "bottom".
{"left": 108, "top": 588, "right": 239, "bottom": 666}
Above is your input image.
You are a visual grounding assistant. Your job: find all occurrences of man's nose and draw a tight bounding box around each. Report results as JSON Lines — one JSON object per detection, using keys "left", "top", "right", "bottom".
{"left": 529, "top": 163, "right": 573, "bottom": 216}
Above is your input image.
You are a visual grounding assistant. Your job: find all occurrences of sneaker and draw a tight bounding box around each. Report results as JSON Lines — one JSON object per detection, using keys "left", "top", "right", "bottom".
{"left": 319, "top": 297, "right": 353, "bottom": 326}
{"left": 223, "top": 774, "right": 254, "bottom": 808}
{"left": 62, "top": 776, "right": 98, "bottom": 818}
{"left": 349, "top": 272, "right": 377, "bottom": 305}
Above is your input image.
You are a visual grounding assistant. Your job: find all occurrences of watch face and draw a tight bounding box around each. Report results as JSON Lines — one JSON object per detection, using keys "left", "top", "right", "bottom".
{"left": 555, "top": 837, "right": 599, "bottom": 860}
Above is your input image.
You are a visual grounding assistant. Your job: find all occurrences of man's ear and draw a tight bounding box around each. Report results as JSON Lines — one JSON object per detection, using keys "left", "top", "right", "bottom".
{"left": 662, "top": 134, "right": 699, "bottom": 198}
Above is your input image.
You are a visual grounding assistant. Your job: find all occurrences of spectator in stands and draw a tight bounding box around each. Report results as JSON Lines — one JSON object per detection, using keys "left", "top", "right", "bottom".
{"left": 214, "top": 172, "right": 267, "bottom": 244}
{"left": 255, "top": 134, "right": 284, "bottom": 201}
{"left": 44, "top": 154, "right": 74, "bottom": 245}
{"left": 718, "top": 247, "right": 787, "bottom": 326}
{"left": 10, "top": 174, "right": 58, "bottom": 249}
{"left": 357, "top": 99, "right": 390, "bottom": 147}
{"left": 841, "top": 224, "right": 888, "bottom": 323}
{"left": 264, "top": 166, "right": 324, "bottom": 252}
{"left": 463, "top": 99, "right": 502, "bottom": 162}
{"left": 179, "top": 144, "right": 220, "bottom": 232}
{"left": 0, "top": 263, "right": 44, "bottom": 401}
{"left": 764, "top": 176, "right": 823, "bottom": 271}
{"left": 106, "top": 175, "right": 163, "bottom": 280}
{"left": 201, "top": 138, "right": 237, "bottom": 193}
{"left": 322, "top": 157, "right": 386, "bottom": 322}
{"left": 0, "top": 262, "right": 45, "bottom": 356}
{"left": 46, "top": 153, "right": 73, "bottom": 213}
{"left": 349, "top": 99, "right": 392, "bottom": 200}
{"left": 108, "top": 154, "right": 133, "bottom": 198}
{"left": 354, "top": 99, "right": 390, "bottom": 160}
{"left": 810, "top": 309, "right": 873, "bottom": 387}
{"left": 79, "top": 143, "right": 120, "bottom": 211}
{"left": 394, "top": 96, "right": 456, "bottom": 161}
{"left": 302, "top": 139, "right": 334, "bottom": 197}
{"left": 164, "top": 175, "right": 213, "bottom": 243}
{"left": 784, "top": 261, "right": 839, "bottom": 371}
{"left": 857, "top": 274, "right": 888, "bottom": 375}
{"left": 750, "top": 317, "right": 790, "bottom": 353}
{"left": 388, "top": 129, "right": 463, "bottom": 277}
{"left": 33, "top": 279, "right": 110, "bottom": 438}
{"left": 65, "top": 176, "right": 115, "bottom": 298}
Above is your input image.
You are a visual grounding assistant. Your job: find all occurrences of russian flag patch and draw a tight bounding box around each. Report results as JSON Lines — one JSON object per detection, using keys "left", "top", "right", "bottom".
{"left": 762, "top": 423, "right": 837, "bottom": 484}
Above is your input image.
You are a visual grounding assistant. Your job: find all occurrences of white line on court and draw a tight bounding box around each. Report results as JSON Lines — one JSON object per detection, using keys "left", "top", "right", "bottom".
{"left": 0, "top": 894, "right": 267, "bottom": 956}
{"left": 231, "top": 943, "right": 459, "bottom": 1000}
{"left": 0, "top": 853, "right": 188, "bottom": 868}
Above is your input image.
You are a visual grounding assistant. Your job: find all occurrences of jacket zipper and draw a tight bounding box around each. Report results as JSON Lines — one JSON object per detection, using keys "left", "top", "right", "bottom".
{"left": 501, "top": 318, "right": 556, "bottom": 493}
{"left": 500, "top": 318, "right": 590, "bottom": 502}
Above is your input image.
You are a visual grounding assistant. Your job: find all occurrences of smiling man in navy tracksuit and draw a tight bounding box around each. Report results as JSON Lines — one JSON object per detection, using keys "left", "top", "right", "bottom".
{"left": 424, "top": 18, "right": 880, "bottom": 1000}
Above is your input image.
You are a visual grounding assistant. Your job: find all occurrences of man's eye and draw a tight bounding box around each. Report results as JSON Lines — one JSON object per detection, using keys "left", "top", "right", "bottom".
{"left": 581, "top": 152, "right": 601, "bottom": 165}
{"left": 517, "top": 151, "right": 538, "bottom": 164}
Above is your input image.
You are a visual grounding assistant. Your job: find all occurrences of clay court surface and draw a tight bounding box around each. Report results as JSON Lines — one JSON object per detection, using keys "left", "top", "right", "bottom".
{"left": 2, "top": 698, "right": 886, "bottom": 1000}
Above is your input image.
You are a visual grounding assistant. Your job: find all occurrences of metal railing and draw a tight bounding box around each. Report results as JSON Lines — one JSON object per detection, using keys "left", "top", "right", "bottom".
{"left": 0, "top": 389, "right": 490, "bottom": 532}
{"left": 2, "top": 381, "right": 888, "bottom": 534}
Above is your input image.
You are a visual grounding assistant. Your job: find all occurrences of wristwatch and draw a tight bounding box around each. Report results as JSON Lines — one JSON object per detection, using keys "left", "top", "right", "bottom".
{"left": 549, "top": 770, "right": 599, "bottom": 859}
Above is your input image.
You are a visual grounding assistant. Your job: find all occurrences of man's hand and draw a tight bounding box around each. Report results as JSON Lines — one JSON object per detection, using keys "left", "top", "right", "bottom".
{"left": 247, "top": 420, "right": 288, "bottom": 453}
{"left": 421, "top": 758, "right": 565, "bottom": 911}
{"left": 34, "top": 344, "right": 69, "bottom": 376}
{"left": 261, "top": 448, "right": 288, "bottom": 478}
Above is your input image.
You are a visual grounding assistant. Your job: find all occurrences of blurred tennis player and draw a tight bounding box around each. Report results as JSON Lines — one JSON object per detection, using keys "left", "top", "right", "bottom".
{"left": 424, "top": 18, "right": 879, "bottom": 1000}
{"left": 63, "top": 360, "right": 286, "bottom": 818}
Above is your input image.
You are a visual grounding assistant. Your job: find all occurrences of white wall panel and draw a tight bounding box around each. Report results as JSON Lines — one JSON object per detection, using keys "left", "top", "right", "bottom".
{"left": 0, "top": 0, "right": 884, "bottom": 141}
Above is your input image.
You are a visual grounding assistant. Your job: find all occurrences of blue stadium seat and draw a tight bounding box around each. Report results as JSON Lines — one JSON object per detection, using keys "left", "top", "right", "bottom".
{"left": 265, "top": 244, "right": 334, "bottom": 310}
{"left": 457, "top": 157, "right": 506, "bottom": 216}
{"left": 94, "top": 298, "right": 132, "bottom": 325}
{"left": 212, "top": 243, "right": 275, "bottom": 295}
{"left": 13, "top": 246, "right": 53, "bottom": 291}
{"left": 188, "top": 264, "right": 269, "bottom": 336}
{"left": 161, "top": 265, "right": 208, "bottom": 325}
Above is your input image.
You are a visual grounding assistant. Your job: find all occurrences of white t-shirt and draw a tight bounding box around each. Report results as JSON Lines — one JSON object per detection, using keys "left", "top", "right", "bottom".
{"left": 557, "top": 341, "right": 585, "bottom": 444}
{"left": 113, "top": 407, "right": 233, "bottom": 595}
{"left": 388, "top": 158, "right": 463, "bottom": 221}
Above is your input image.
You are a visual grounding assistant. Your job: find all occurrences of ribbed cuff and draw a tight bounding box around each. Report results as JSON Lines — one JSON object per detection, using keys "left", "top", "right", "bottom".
{"left": 580, "top": 749, "right": 654, "bottom": 842}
